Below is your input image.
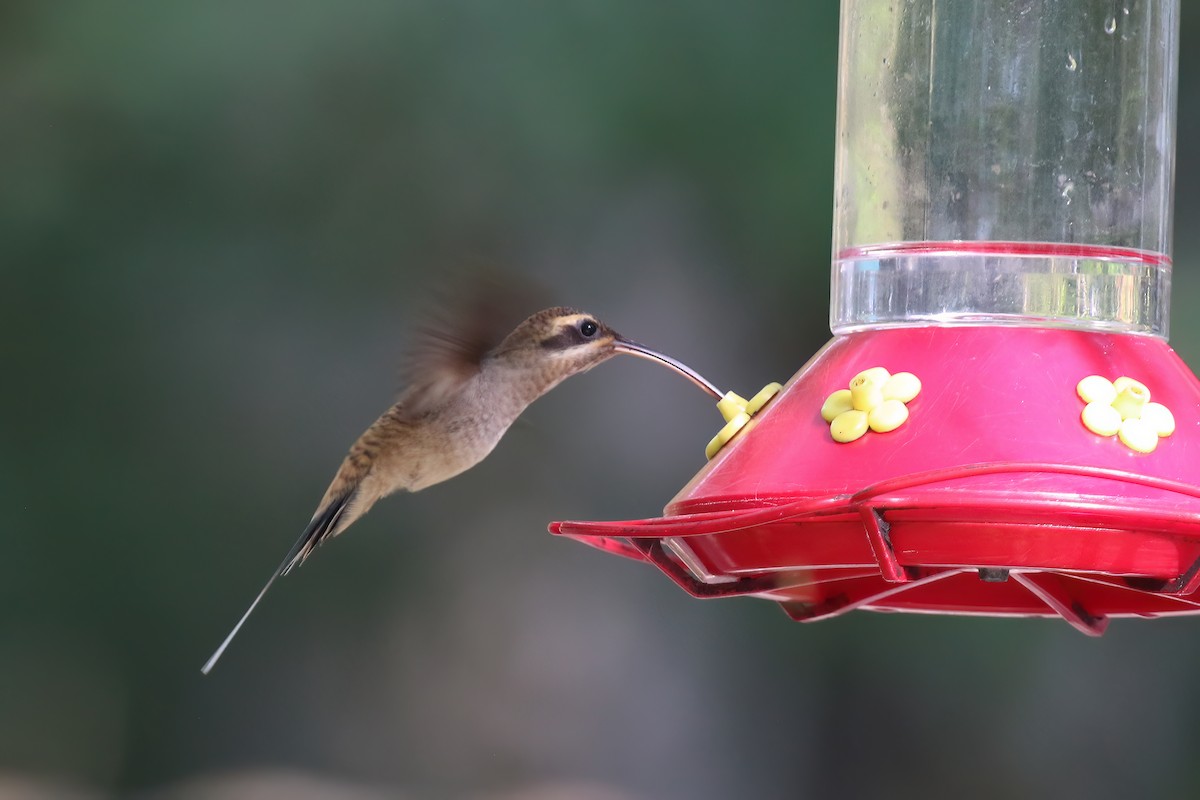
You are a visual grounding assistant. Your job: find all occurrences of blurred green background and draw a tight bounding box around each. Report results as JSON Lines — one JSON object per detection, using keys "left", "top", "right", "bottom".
{"left": 7, "top": 2, "right": 1200, "bottom": 798}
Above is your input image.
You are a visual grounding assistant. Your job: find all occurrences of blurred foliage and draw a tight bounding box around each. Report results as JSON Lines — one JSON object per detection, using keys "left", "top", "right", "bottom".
{"left": 5, "top": 2, "right": 1200, "bottom": 799}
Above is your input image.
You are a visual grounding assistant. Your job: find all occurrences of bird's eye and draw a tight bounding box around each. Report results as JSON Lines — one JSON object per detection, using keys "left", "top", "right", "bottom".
{"left": 579, "top": 320, "right": 599, "bottom": 338}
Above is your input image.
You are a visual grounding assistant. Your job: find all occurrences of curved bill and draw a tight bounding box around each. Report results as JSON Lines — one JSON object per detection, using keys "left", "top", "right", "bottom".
{"left": 613, "top": 337, "right": 724, "bottom": 400}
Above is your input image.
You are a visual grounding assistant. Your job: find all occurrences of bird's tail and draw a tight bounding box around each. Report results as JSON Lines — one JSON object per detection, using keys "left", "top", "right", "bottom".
{"left": 199, "top": 489, "right": 357, "bottom": 675}
{"left": 282, "top": 488, "right": 357, "bottom": 575}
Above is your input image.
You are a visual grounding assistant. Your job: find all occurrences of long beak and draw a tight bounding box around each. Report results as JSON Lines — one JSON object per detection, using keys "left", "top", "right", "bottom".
{"left": 613, "top": 337, "right": 724, "bottom": 400}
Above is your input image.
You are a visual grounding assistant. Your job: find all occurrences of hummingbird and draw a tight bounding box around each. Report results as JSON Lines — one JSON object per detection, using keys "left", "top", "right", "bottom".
{"left": 201, "top": 305, "right": 722, "bottom": 673}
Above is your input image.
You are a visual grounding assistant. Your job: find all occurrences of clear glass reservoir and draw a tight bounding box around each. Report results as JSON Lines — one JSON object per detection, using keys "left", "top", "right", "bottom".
{"left": 831, "top": 0, "right": 1180, "bottom": 337}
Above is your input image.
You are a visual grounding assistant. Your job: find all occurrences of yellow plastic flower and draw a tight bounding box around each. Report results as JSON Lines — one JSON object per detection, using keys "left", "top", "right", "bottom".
{"left": 705, "top": 383, "right": 783, "bottom": 459}
{"left": 822, "top": 367, "right": 920, "bottom": 443}
{"left": 1076, "top": 375, "right": 1174, "bottom": 453}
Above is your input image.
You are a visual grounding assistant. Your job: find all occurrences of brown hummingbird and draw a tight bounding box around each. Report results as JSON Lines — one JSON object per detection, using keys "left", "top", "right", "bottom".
{"left": 201, "top": 305, "right": 721, "bottom": 673}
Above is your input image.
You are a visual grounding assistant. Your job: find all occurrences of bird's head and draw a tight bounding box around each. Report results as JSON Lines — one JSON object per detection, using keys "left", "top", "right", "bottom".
{"left": 494, "top": 307, "right": 622, "bottom": 375}
{"left": 493, "top": 307, "right": 722, "bottom": 397}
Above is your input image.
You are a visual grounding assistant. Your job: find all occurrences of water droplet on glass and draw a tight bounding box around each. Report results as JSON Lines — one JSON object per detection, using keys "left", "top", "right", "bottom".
{"left": 1104, "top": 16, "right": 1117, "bottom": 34}
{"left": 1066, "top": 51, "right": 1078, "bottom": 71}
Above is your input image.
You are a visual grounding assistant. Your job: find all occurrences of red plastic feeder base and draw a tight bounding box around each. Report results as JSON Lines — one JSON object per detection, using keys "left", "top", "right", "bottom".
{"left": 551, "top": 327, "right": 1200, "bottom": 635}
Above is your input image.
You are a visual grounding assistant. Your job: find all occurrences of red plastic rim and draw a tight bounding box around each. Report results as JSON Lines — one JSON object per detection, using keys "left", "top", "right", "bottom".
{"left": 838, "top": 240, "right": 1172, "bottom": 267}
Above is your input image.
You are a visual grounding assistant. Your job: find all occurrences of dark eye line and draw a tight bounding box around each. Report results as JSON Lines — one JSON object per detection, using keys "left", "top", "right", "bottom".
{"left": 541, "top": 319, "right": 601, "bottom": 350}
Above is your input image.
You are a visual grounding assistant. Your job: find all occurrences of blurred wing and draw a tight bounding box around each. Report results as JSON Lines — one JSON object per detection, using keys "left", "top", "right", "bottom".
{"left": 399, "top": 267, "right": 546, "bottom": 416}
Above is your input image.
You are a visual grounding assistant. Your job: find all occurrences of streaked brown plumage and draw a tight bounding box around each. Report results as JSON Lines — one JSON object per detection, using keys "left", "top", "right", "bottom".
{"left": 285, "top": 308, "right": 624, "bottom": 570}
{"left": 201, "top": 306, "right": 721, "bottom": 674}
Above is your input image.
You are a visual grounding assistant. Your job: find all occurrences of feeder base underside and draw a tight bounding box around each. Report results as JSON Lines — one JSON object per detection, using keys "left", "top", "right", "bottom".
{"left": 556, "top": 501, "right": 1200, "bottom": 637}
{"left": 771, "top": 566, "right": 1200, "bottom": 637}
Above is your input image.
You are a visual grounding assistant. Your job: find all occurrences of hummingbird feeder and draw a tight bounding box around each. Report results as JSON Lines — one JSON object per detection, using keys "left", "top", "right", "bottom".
{"left": 552, "top": 0, "right": 1200, "bottom": 635}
